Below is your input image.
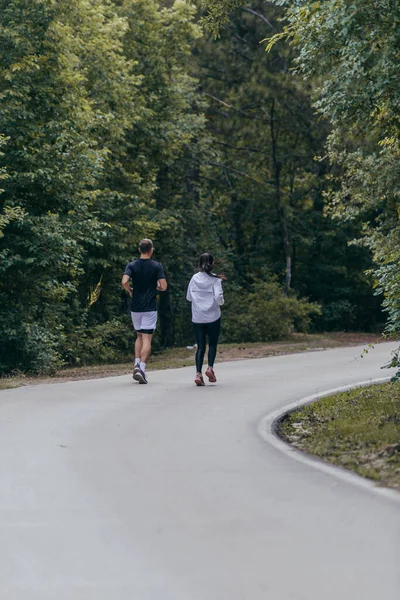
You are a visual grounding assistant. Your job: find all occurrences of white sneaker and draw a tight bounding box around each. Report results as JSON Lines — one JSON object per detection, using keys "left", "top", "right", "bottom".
{"left": 135, "top": 369, "right": 147, "bottom": 384}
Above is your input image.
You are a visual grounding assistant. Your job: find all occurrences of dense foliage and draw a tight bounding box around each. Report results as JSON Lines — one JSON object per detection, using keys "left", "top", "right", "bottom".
{"left": 0, "top": 0, "right": 387, "bottom": 374}
{"left": 196, "top": 1, "right": 380, "bottom": 331}
{"left": 267, "top": 0, "right": 400, "bottom": 369}
{"left": 202, "top": 0, "right": 400, "bottom": 356}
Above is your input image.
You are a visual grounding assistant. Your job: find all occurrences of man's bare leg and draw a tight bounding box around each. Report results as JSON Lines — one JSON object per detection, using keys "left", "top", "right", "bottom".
{"left": 132, "top": 332, "right": 143, "bottom": 380}
{"left": 135, "top": 332, "right": 143, "bottom": 362}
{"left": 133, "top": 333, "right": 152, "bottom": 384}
{"left": 140, "top": 334, "right": 153, "bottom": 366}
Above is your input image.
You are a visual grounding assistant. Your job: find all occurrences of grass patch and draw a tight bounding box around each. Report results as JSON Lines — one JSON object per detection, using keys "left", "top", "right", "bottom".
{"left": 280, "top": 382, "right": 400, "bottom": 490}
{"left": 0, "top": 332, "right": 387, "bottom": 391}
{"left": 0, "top": 379, "right": 21, "bottom": 391}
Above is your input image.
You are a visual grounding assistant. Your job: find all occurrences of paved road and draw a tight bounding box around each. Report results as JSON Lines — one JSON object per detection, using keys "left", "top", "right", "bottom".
{"left": 1, "top": 343, "right": 399, "bottom": 600}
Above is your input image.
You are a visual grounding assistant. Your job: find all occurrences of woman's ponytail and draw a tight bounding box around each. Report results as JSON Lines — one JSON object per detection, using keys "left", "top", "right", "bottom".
{"left": 198, "top": 253, "right": 215, "bottom": 275}
{"left": 197, "top": 252, "right": 227, "bottom": 280}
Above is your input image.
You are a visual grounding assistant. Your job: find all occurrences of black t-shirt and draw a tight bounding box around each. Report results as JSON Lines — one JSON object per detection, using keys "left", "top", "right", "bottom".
{"left": 124, "top": 259, "right": 165, "bottom": 312}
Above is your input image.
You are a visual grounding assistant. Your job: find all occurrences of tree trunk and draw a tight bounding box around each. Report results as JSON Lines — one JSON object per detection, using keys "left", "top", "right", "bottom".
{"left": 270, "top": 98, "right": 291, "bottom": 292}
{"left": 155, "top": 164, "right": 174, "bottom": 346}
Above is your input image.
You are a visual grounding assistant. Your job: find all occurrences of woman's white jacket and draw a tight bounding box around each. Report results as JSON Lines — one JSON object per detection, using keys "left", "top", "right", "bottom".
{"left": 186, "top": 272, "right": 224, "bottom": 324}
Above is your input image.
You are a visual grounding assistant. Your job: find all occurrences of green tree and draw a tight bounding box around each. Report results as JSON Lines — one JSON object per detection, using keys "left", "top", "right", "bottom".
{"left": 88, "top": 0, "right": 215, "bottom": 349}
{"left": 0, "top": 0, "right": 138, "bottom": 373}
{"left": 196, "top": 1, "right": 380, "bottom": 330}
{"left": 265, "top": 0, "right": 400, "bottom": 341}
{"left": 1, "top": 0, "right": 389, "bottom": 376}
{"left": 199, "top": 0, "right": 246, "bottom": 35}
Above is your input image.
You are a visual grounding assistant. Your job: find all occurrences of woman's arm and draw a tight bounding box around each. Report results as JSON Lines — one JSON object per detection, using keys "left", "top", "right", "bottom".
{"left": 186, "top": 279, "right": 193, "bottom": 302}
{"left": 213, "top": 278, "right": 224, "bottom": 306}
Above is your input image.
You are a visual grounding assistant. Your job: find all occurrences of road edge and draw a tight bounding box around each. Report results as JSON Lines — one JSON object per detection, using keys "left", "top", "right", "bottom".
{"left": 258, "top": 377, "right": 400, "bottom": 504}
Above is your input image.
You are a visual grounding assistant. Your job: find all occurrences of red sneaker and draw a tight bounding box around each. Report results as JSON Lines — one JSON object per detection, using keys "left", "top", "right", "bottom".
{"left": 194, "top": 373, "right": 205, "bottom": 386}
{"left": 205, "top": 366, "right": 217, "bottom": 383}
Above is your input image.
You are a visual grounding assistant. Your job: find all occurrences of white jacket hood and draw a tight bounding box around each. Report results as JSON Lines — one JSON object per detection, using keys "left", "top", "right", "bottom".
{"left": 186, "top": 272, "right": 224, "bottom": 324}
{"left": 191, "top": 271, "right": 217, "bottom": 289}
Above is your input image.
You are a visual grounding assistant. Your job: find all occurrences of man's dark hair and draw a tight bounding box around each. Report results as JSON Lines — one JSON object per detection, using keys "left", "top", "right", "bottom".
{"left": 138, "top": 238, "right": 153, "bottom": 254}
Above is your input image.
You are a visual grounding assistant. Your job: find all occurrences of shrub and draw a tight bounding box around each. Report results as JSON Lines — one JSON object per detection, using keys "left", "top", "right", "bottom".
{"left": 23, "top": 323, "right": 63, "bottom": 374}
{"left": 61, "top": 318, "right": 134, "bottom": 366}
{"left": 221, "top": 280, "right": 321, "bottom": 343}
{"left": 0, "top": 311, "right": 63, "bottom": 375}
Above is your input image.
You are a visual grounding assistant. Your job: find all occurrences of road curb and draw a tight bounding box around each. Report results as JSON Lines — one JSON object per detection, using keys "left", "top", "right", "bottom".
{"left": 258, "top": 377, "right": 400, "bottom": 504}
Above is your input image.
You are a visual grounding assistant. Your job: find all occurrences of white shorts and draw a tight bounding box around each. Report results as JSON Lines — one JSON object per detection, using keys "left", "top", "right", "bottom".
{"left": 131, "top": 311, "right": 157, "bottom": 333}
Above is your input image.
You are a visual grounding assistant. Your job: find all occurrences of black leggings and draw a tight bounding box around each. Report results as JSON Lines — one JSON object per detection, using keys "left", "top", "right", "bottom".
{"left": 193, "top": 319, "right": 221, "bottom": 373}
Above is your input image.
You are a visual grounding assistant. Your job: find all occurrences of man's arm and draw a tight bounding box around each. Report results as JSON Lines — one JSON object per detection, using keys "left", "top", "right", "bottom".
{"left": 156, "top": 263, "right": 167, "bottom": 291}
{"left": 157, "top": 278, "right": 167, "bottom": 292}
{"left": 122, "top": 274, "right": 133, "bottom": 297}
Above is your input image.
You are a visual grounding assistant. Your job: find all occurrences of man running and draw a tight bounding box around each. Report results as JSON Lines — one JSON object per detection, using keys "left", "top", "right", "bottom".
{"left": 122, "top": 239, "right": 167, "bottom": 384}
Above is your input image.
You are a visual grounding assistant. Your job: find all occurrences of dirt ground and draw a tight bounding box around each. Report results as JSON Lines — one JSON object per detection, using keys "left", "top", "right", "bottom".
{"left": 0, "top": 332, "right": 388, "bottom": 390}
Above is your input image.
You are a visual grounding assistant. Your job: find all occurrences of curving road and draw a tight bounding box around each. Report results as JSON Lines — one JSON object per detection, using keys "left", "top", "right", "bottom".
{"left": 0, "top": 343, "right": 399, "bottom": 599}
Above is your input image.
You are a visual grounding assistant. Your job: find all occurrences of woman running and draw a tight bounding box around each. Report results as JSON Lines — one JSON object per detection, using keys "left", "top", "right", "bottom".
{"left": 186, "top": 253, "right": 225, "bottom": 386}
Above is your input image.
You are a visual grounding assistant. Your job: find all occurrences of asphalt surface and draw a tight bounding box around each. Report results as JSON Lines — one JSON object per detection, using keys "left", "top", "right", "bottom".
{"left": 0, "top": 343, "right": 399, "bottom": 599}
